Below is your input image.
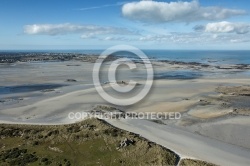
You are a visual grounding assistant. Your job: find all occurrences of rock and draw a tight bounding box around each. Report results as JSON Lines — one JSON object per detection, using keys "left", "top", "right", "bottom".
{"left": 41, "top": 89, "right": 55, "bottom": 92}
{"left": 118, "top": 138, "right": 134, "bottom": 148}
{"left": 66, "top": 79, "right": 77, "bottom": 82}
{"left": 48, "top": 146, "right": 63, "bottom": 153}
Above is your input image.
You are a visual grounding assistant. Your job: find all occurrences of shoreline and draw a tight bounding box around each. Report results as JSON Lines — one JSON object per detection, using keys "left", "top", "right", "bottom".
{"left": 1, "top": 52, "right": 250, "bottom": 70}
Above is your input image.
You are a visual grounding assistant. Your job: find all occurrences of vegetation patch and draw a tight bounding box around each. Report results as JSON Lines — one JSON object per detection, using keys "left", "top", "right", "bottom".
{"left": 0, "top": 118, "right": 180, "bottom": 165}
{"left": 179, "top": 158, "right": 217, "bottom": 166}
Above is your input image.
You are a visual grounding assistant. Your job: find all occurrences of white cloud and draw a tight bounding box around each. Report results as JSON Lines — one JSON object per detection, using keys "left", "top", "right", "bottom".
{"left": 80, "top": 34, "right": 96, "bottom": 39}
{"left": 24, "top": 23, "right": 136, "bottom": 36}
{"left": 138, "top": 33, "right": 204, "bottom": 43}
{"left": 78, "top": 2, "right": 125, "bottom": 11}
{"left": 103, "top": 36, "right": 125, "bottom": 41}
{"left": 122, "top": 0, "right": 246, "bottom": 23}
{"left": 104, "top": 36, "right": 113, "bottom": 40}
{"left": 23, "top": 23, "right": 250, "bottom": 44}
{"left": 139, "top": 35, "right": 170, "bottom": 42}
{"left": 230, "top": 39, "right": 250, "bottom": 43}
{"left": 194, "top": 21, "right": 250, "bottom": 34}
{"left": 136, "top": 32, "right": 250, "bottom": 44}
{"left": 100, "top": 36, "right": 135, "bottom": 41}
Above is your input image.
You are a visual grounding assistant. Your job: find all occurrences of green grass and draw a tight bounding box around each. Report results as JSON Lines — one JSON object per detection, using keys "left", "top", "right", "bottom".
{"left": 0, "top": 118, "right": 180, "bottom": 166}
{"left": 179, "top": 159, "right": 217, "bottom": 166}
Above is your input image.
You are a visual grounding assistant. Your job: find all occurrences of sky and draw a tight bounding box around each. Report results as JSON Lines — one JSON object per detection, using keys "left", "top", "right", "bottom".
{"left": 0, "top": 0, "right": 250, "bottom": 50}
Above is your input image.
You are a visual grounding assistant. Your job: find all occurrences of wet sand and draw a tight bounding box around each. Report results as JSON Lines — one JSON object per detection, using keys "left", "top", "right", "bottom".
{"left": 1, "top": 59, "right": 250, "bottom": 165}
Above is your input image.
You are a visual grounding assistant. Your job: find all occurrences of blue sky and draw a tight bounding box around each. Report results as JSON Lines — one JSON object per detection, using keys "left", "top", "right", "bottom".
{"left": 0, "top": 0, "right": 250, "bottom": 50}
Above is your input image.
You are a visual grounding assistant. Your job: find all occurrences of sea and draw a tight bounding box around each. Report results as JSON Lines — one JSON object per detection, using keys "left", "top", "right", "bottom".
{"left": 2, "top": 50, "right": 250, "bottom": 65}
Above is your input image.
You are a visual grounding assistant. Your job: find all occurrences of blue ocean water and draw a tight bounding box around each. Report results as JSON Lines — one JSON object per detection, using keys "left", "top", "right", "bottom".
{"left": 1, "top": 50, "right": 250, "bottom": 65}
{"left": 53, "top": 50, "right": 250, "bottom": 65}
{"left": 144, "top": 50, "right": 250, "bottom": 65}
